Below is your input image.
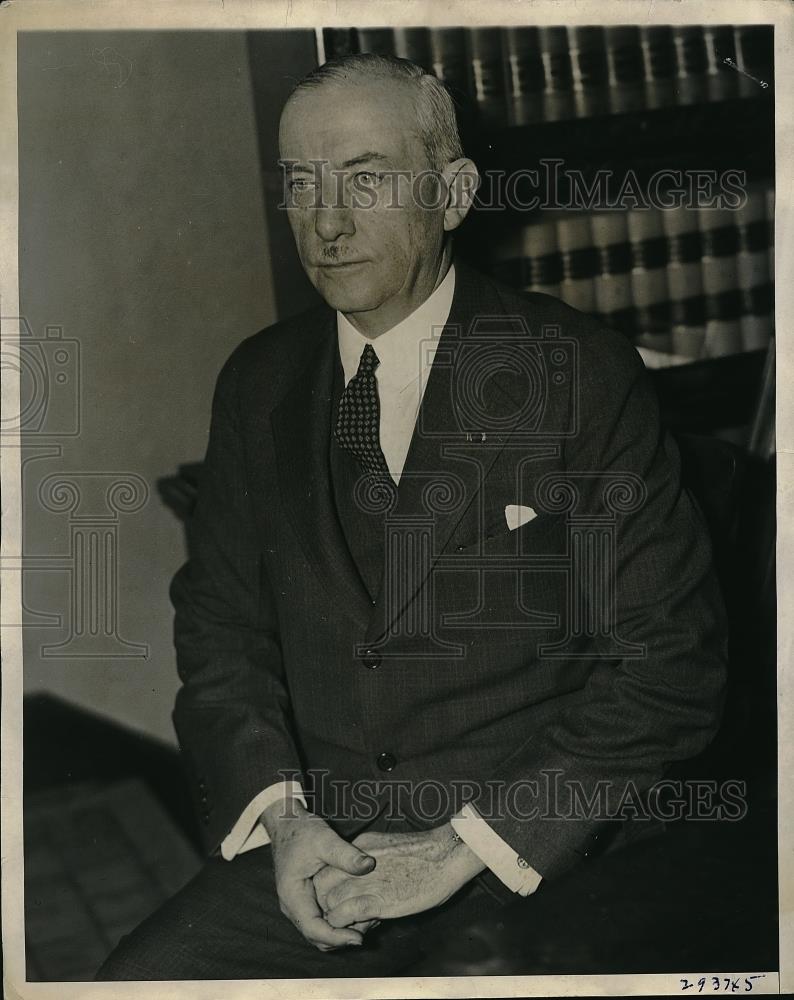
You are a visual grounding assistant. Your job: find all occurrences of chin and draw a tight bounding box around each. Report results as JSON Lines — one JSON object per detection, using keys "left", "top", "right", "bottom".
{"left": 313, "top": 273, "right": 381, "bottom": 313}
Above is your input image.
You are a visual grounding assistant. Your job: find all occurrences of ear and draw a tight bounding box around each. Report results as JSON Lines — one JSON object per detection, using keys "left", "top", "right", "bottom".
{"left": 440, "top": 158, "right": 480, "bottom": 232}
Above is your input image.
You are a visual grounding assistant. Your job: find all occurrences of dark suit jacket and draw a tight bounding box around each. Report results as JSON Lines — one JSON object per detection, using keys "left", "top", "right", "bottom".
{"left": 170, "top": 259, "right": 727, "bottom": 883}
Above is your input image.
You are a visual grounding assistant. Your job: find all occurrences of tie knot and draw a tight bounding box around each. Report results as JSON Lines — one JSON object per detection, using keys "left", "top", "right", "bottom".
{"left": 358, "top": 343, "right": 380, "bottom": 376}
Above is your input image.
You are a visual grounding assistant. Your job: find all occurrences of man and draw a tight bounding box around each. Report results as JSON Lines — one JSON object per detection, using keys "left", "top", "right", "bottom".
{"left": 98, "top": 53, "right": 726, "bottom": 980}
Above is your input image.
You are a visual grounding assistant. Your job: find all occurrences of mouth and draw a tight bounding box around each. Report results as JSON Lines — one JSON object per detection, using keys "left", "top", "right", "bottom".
{"left": 315, "top": 260, "right": 368, "bottom": 269}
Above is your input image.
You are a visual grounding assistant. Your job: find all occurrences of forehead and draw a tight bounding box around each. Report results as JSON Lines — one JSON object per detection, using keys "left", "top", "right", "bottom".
{"left": 279, "top": 77, "right": 426, "bottom": 167}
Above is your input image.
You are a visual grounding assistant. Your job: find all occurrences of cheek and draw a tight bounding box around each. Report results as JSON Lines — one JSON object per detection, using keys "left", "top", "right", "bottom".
{"left": 286, "top": 209, "right": 303, "bottom": 242}
{"left": 287, "top": 211, "right": 314, "bottom": 257}
{"left": 356, "top": 208, "right": 421, "bottom": 264}
{"left": 402, "top": 199, "right": 443, "bottom": 256}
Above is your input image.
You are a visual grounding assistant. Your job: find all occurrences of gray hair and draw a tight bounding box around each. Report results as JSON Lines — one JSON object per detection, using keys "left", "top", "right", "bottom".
{"left": 286, "top": 52, "right": 464, "bottom": 172}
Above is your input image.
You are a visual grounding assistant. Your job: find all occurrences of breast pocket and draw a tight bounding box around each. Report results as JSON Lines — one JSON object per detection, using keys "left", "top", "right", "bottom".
{"left": 451, "top": 510, "right": 566, "bottom": 557}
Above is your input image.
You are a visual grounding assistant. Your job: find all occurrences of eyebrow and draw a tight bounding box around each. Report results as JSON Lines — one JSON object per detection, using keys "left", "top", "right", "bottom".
{"left": 340, "top": 152, "right": 390, "bottom": 169}
{"left": 280, "top": 152, "right": 391, "bottom": 174}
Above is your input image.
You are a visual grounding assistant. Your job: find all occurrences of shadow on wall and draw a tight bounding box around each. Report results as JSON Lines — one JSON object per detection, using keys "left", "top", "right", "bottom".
{"left": 17, "top": 29, "right": 316, "bottom": 743}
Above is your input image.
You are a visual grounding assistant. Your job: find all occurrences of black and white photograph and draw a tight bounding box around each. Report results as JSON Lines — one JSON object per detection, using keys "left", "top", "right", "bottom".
{"left": 1, "top": 1, "right": 791, "bottom": 996}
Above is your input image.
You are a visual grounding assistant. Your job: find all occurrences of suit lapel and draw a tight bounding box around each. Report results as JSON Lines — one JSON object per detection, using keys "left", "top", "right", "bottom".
{"left": 270, "top": 314, "right": 373, "bottom": 628}
{"left": 269, "top": 263, "right": 556, "bottom": 643}
{"left": 364, "top": 261, "right": 545, "bottom": 644}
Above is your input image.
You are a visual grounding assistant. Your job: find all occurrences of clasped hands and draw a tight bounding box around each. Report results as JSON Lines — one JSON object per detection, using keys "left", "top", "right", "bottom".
{"left": 261, "top": 799, "right": 485, "bottom": 951}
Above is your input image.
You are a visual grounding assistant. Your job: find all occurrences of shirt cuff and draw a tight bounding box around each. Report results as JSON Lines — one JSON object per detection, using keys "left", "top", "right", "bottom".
{"left": 451, "top": 802, "right": 543, "bottom": 897}
{"left": 220, "top": 781, "right": 306, "bottom": 861}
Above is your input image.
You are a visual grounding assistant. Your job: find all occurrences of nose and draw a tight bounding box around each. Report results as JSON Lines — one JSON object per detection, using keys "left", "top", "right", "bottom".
{"left": 313, "top": 202, "right": 356, "bottom": 242}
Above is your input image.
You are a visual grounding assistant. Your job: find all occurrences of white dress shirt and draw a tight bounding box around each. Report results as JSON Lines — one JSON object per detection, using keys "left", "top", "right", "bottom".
{"left": 221, "top": 264, "right": 542, "bottom": 896}
{"left": 335, "top": 262, "right": 455, "bottom": 483}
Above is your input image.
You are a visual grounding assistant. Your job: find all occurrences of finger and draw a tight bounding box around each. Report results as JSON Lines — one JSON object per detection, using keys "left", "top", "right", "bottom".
{"left": 351, "top": 832, "right": 386, "bottom": 851}
{"left": 312, "top": 865, "right": 349, "bottom": 910}
{"left": 350, "top": 919, "right": 380, "bottom": 934}
{"left": 326, "top": 875, "right": 374, "bottom": 911}
{"left": 320, "top": 835, "right": 376, "bottom": 877}
{"left": 285, "top": 879, "right": 363, "bottom": 949}
{"left": 352, "top": 831, "right": 400, "bottom": 851}
{"left": 325, "top": 894, "right": 382, "bottom": 928}
{"left": 300, "top": 913, "right": 364, "bottom": 950}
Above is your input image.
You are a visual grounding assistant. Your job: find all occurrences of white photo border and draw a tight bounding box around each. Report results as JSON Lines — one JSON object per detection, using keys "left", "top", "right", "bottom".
{"left": 1, "top": 1, "right": 790, "bottom": 996}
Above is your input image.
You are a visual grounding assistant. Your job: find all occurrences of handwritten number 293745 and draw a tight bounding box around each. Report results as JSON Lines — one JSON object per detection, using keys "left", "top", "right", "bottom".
{"left": 680, "top": 975, "right": 767, "bottom": 993}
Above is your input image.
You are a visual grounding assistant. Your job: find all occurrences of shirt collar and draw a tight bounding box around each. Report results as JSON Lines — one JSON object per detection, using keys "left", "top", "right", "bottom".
{"left": 336, "top": 264, "right": 456, "bottom": 390}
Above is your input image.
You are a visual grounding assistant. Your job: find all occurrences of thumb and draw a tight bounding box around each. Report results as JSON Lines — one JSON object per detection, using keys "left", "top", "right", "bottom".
{"left": 323, "top": 836, "right": 376, "bottom": 876}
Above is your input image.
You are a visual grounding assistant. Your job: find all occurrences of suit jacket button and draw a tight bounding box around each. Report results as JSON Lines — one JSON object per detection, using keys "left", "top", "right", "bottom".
{"left": 201, "top": 812, "right": 210, "bottom": 824}
{"left": 376, "top": 752, "right": 396, "bottom": 772}
{"left": 361, "top": 649, "right": 381, "bottom": 670}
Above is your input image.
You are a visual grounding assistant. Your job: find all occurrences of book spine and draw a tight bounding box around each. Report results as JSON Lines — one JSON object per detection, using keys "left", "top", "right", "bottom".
{"left": 639, "top": 26, "right": 678, "bottom": 111}
{"left": 604, "top": 27, "right": 647, "bottom": 115}
{"left": 568, "top": 27, "right": 610, "bottom": 119}
{"left": 703, "top": 24, "right": 739, "bottom": 101}
{"left": 699, "top": 207, "right": 744, "bottom": 357}
{"left": 392, "top": 28, "right": 432, "bottom": 69}
{"left": 521, "top": 218, "right": 563, "bottom": 297}
{"left": 322, "top": 28, "right": 357, "bottom": 61}
{"left": 467, "top": 28, "right": 509, "bottom": 128}
{"left": 503, "top": 27, "right": 545, "bottom": 125}
{"left": 736, "top": 187, "right": 774, "bottom": 351}
{"left": 429, "top": 28, "right": 472, "bottom": 104}
{"left": 590, "top": 211, "right": 634, "bottom": 336}
{"left": 661, "top": 206, "right": 706, "bottom": 358}
{"left": 556, "top": 214, "right": 598, "bottom": 313}
{"left": 734, "top": 25, "right": 773, "bottom": 99}
{"left": 671, "top": 26, "right": 709, "bottom": 106}
{"left": 356, "top": 28, "right": 397, "bottom": 56}
{"left": 538, "top": 27, "right": 575, "bottom": 122}
{"left": 626, "top": 208, "right": 672, "bottom": 352}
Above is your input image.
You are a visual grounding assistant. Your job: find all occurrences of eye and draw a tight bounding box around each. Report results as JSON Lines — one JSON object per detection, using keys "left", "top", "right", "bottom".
{"left": 288, "top": 178, "right": 316, "bottom": 192}
{"left": 353, "top": 170, "right": 383, "bottom": 187}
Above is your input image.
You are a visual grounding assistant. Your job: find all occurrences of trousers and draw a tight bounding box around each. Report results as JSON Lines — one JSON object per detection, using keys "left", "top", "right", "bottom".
{"left": 95, "top": 842, "right": 505, "bottom": 980}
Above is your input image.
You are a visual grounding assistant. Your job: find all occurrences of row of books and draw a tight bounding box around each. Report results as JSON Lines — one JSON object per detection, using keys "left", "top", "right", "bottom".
{"left": 490, "top": 186, "right": 774, "bottom": 361}
{"left": 322, "top": 25, "right": 773, "bottom": 127}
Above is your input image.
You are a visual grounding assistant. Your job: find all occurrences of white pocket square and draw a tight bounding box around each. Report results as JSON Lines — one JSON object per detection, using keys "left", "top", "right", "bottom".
{"left": 505, "top": 504, "right": 537, "bottom": 531}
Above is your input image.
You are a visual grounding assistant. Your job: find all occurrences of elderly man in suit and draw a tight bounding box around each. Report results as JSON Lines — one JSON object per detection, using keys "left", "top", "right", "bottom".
{"left": 97, "top": 52, "right": 727, "bottom": 980}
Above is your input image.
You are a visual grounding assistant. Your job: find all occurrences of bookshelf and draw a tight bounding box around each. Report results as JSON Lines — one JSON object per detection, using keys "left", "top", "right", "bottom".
{"left": 315, "top": 24, "right": 775, "bottom": 439}
{"left": 470, "top": 97, "right": 772, "bottom": 186}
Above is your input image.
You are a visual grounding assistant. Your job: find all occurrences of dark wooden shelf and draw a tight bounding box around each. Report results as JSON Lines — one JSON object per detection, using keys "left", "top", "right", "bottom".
{"left": 461, "top": 96, "right": 773, "bottom": 223}
{"left": 475, "top": 95, "right": 772, "bottom": 169}
{"left": 649, "top": 348, "right": 768, "bottom": 433}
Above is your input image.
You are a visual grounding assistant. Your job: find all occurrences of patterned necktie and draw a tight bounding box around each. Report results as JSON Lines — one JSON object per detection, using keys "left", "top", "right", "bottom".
{"left": 334, "top": 343, "right": 391, "bottom": 479}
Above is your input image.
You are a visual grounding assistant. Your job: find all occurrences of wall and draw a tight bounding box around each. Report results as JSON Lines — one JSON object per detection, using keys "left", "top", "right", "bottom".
{"left": 17, "top": 30, "right": 314, "bottom": 743}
